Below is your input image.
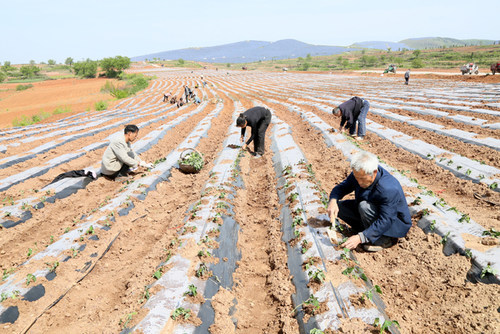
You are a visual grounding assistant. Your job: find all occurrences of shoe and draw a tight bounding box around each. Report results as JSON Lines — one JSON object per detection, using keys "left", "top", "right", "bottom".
{"left": 253, "top": 154, "right": 262, "bottom": 159}
{"left": 354, "top": 136, "right": 364, "bottom": 140}
{"left": 363, "top": 237, "right": 394, "bottom": 252}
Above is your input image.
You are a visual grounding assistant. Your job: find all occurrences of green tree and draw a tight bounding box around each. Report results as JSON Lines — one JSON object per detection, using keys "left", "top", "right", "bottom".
{"left": 226, "top": 63, "right": 231, "bottom": 68}
{"left": 306, "top": 53, "right": 312, "bottom": 61}
{"left": 2, "top": 61, "right": 15, "bottom": 72}
{"left": 412, "top": 58, "right": 424, "bottom": 68}
{"left": 65, "top": 57, "right": 74, "bottom": 66}
{"left": 29, "top": 60, "right": 36, "bottom": 65}
{"left": 48, "top": 59, "right": 56, "bottom": 66}
{"left": 336, "top": 56, "right": 343, "bottom": 65}
{"left": 20, "top": 64, "right": 41, "bottom": 78}
{"left": 341, "top": 59, "right": 349, "bottom": 69}
{"left": 177, "top": 58, "right": 185, "bottom": 65}
{"left": 100, "top": 56, "right": 131, "bottom": 78}
{"left": 413, "top": 49, "right": 421, "bottom": 58}
{"left": 0, "top": 71, "right": 6, "bottom": 83}
{"left": 73, "top": 59, "right": 98, "bottom": 78}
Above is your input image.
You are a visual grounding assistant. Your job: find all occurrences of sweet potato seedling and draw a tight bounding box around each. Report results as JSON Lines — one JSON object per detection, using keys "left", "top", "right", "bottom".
{"left": 440, "top": 231, "right": 451, "bottom": 245}
{"left": 309, "top": 329, "right": 324, "bottom": 334}
{"left": 481, "top": 264, "right": 498, "bottom": 278}
{"left": 301, "top": 240, "right": 309, "bottom": 254}
{"left": 489, "top": 182, "right": 497, "bottom": 190}
{"left": 46, "top": 261, "right": 59, "bottom": 272}
{"left": 373, "top": 317, "right": 400, "bottom": 334}
{"left": 292, "top": 216, "right": 304, "bottom": 227}
{"left": 171, "top": 307, "right": 191, "bottom": 320}
{"left": 362, "top": 285, "right": 382, "bottom": 301}
{"left": 288, "top": 192, "right": 298, "bottom": 202}
{"left": 196, "top": 263, "right": 209, "bottom": 278}
{"left": 429, "top": 220, "right": 436, "bottom": 231}
{"left": 482, "top": 228, "right": 500, "bottom": 238}
{"left": 2, "top": 268, "right": 14, "bottom": 281}
{"left": 153, "top": 268, "right": 163, "bottom": 279}
{"left": 411, "top": 197, "right": 422, "bottom": 205}
{"left": 308, "top": 269, "right": 326, "bottom": 283}
{"left": 26, "top": 273, "right": 36, "bottom": 286}
{"left": 464, "top": 248, "right": 472, "bottom": 258}
{"left": 184, "top": 284, "right": 198, "bottom": 297}
{"left": 86, "top": 225, "right": 95, "bottom": 235}
{"left": 27, "top": 248, "right": 33, "bottom": 258}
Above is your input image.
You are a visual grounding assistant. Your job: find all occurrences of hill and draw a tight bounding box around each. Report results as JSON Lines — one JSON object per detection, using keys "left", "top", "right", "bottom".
{"left": 131, "top": 39, "right": 357, "bottom": 63}
{"left": 351, "top": 41, "right": 413, "bottom": 51}
{"left": 400, "top": 37, "right": 497, "bottom": 49}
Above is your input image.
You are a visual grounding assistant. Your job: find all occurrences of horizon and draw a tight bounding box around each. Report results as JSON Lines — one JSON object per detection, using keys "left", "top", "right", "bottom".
{"left": 2, "top": 0, "right": 499, "bottom": 64}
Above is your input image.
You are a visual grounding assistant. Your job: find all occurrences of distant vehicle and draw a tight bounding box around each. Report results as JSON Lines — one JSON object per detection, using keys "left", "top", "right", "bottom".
{"left": 282, "top": 67, "right": 288, "bottom": 72}
{"left": 383, "top": 64, "right": 396, "bottom": 74}
{"left": 241, "top": 66, "right": 248, "bottom": 70}
{"left": 490, "top": 62, "right": 500, "bottom": 75}
{"left": 460, "top": 63, "right": 479, "bottom": 75}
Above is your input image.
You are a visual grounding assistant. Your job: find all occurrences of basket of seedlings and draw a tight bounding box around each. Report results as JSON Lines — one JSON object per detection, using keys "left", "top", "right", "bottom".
{"left": 178, "top": 148, "right": 204, "bottom": 174}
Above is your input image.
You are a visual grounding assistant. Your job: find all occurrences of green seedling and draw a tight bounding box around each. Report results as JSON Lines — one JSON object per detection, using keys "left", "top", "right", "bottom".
{"left": 464, "top": 248, "right": 472, "bottom": 259}
{"left": 119, "top": 312, "right": 137, "bottom": 330}
{"left": 294, "top": 208, "right": 304, "bottom": 215}
{"left": 423, "top": 190, "right": 435, "bottom": 196}
{"left": 218, "top": 191, "right": 226, "bottom": 199}
{"left": 447, "top": 160, "right": 454, "bottom": 166}
{"left": 489, "top": 182, "right": 498, "bottom": 190}
{"left": 2, "top": 268, "right": 15, "bottom": 281}
{"left": 86, "top": 225, "right": 95, "bottom": 235}
{"left": 306, "top": 163, "right": 315, "bottom": 176}
{"left": 184, "top": 284, "right": 198, "bottom": 297}
{"left": 482, "top": 228, "right": 500, "bottom": 238}
{"left": 139, "top": 286, "right": 150, "bottom": 304}
{"left": 292, "top": 216, "right": 304, "bottom": 227}
{"left": 362, "top": 285, "right": 382, "bottom": 301}
{"left": 421, "top": 208, "right": 429, "bottom": 216}
{"left": 0, "top": 290, "right": 20, "bottom": 302}
{"left": 216, "top": 202, "right": 228, "bottom": 209}
{"left": 301, "top": 240, "right": 309, "bottom": 254}
{"left": 26, "top": 273, "right": 36, "bottom": 286}
{"left": 153, "top": 268, "right": 163, "bottom": 279}
{"left": 304, "top": 257, "right": 316, "bottom": 271}
{"left": 21, "top": 202, "right": 30, "bottom": 211}
{"left": 458, "top": 214, "right": 470, "bottom": 223}
{"left": 282, "top": 165, "right": 292, "bottom": 176}
{"left": 3, "top": 212, "right": 11, "bottom": 217}
{"left": 303, "top": 294, "right": 321, "bottom": 314}
{"left": 310, "top": 329, "right": 324, "bottom": 334}
{"left": 27, "top": 248, "right": 33, "bottom": 258}
{"left": 46, "top": 261, "right": 59, "bottom": 272}
{"left": 446, "top": 207, "right": 459, "bottom": 214}
{"left": 410, "top": 177, "right": 418, "bottom": 183}
{"left": 411, "top": 197, "right": 422, "bottom": 205}
{"left": 288, "top": 192, "right": 299, "bottom": 202}
{"left": 478, "top": 174, "right": 485, "bottom": 180}
{"left": 456, "top": 165, "right": 462, "bottom": 170}
{"left": 342, "top": 265, "right": 367, "bottom": 281}
{"left": 433, "top": 198, "right": 446, "bottom": 208}
{"left": 441, "top": 231, "right": 451, "bottom": 245}
{"left": 197, "top": 250, "right": 211, "bottom": 258}
{"left": 196, "top": 263, "right": 209, "bottom": 278}
{"left": 429, "top": 220, "right": 436, "bottom": 231}
{"left": 164, "top": 250, "right": 172, "bottom": 263}
{"left": 374, "top": 318, "right": 400, "bottom": 334}
{"left": 465, "top": 169, "right": 472, "bottom": 176}
{"left": 293, "top": 229, "right": 301, "bottom": 239}
{"left": 426, "top": 153, "right": 434, "bottom": 159}
{"left": 171, "top": 307, "right": 191, "bottom": 320}
{"left": 64, "top": 227, "right": 70, "bottom": 233}
{"left": 308, "top": 269, "right": 326, "bottom": 283}
{"left": 49, "top": 235, "right": 54, "bottom": 244}
{"left": 480, "top": 264, "right": 497, "bottom": 278}
{"left": 71, "top": 248, "right": 79, "bottom": 258}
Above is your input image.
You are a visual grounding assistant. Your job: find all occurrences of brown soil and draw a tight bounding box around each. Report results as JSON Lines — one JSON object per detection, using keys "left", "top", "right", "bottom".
{"left": 0, "top": 69, "right": 499, "bottom": 334}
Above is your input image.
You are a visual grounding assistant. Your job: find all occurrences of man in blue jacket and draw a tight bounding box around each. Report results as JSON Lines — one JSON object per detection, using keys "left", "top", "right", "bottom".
{"left": 332, "top": 96, "right": 370, "bottom": 140}
{"left": 327, "top": 151, "right": 411, "bottom": 252}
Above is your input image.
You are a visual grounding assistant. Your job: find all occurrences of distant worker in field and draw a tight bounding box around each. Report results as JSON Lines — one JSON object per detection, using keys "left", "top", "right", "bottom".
{"left": 327, "top": 151, "right": 411, "bottom": 252}
{"left": 101, "top": 125, "right": 153, "bottom": 181}
{"left": 184, "top": 86, "right": 192, "bottom": 102}
{"left": 177, "top": 97, "right": 184, "bottom": 108}
{"left": 404, "top": 69, "right": 411, "bottom": 85}
{"left": 332, "top": 96, "right": 370, "bottom": 140}
{"left": 193, "top": 93, "right": 201, "bottom": 104}
{"left": 163, "top": 91, "right": 171, "bottom": 102}
{"left": 170, "top": 95, "right": 177, "bottom": 104}
{"left": 236, "top": 106, "right": 272, "bottom": 158}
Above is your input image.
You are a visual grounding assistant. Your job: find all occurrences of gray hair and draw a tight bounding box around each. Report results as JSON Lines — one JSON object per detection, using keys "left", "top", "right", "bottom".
{"left": 350, "top": 151, "right": 378, "bottom": 175}
{"left": 332, "top": 107, "right": 341, "bottom": 115}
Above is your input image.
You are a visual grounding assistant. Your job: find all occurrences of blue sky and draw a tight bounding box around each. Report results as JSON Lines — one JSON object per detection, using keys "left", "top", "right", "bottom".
{"left": 2, "top": 0, "right": 498, "bottom": 64}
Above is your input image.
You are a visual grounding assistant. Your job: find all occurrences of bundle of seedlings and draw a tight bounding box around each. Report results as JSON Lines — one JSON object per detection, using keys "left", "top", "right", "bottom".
{"left": 178, "top": 149, "right": 204, "bottom": 173}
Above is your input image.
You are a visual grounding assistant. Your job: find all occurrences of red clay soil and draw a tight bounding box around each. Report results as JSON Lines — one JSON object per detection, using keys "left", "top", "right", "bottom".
{"left": 0, "top": 70, "right": 499, "bottom": 334}
{"left": 0, "top": 78, "right": 118, "bottom": 128}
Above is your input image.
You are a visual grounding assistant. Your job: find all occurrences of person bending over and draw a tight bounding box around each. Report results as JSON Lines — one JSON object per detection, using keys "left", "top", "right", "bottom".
{"left": 332, "top": 96, "right": 370, "bottom": 140}
{"left": 101, "top": 125, "right": 153, "bottom": 180}
{"left": 236, "top": 106, "right": 272, "bottom": 158}
{"left": 327, "top": 151, "right": 411, "bottom": 252}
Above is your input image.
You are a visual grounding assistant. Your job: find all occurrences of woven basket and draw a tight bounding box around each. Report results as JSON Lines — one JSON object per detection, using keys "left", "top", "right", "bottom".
{"left": 179, "top": 148, "right": 204, "bottom": 174}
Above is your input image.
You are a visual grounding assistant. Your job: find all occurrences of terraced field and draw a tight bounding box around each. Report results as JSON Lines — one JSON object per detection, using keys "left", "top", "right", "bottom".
{"left": 0, "top": 69, "right": 499, "bottom": 334}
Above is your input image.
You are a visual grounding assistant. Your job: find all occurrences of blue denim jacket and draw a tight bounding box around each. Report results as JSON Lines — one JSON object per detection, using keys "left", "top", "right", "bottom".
{"left": 329, "top": 166, "right": 412, "bottom": 242}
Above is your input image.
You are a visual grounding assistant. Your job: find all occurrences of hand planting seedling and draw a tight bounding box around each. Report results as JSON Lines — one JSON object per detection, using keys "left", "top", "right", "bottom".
{"left": 184, "top": 284, "right": 198, "bottom": 297}
{"left": 171, "top": 307, "right": 191, "bottom": 320}
{"left": 373, "top": 318, "right": 400, "bottom": 334}
{"left": 26, "top": 273, "right": 36, "bottom": 286}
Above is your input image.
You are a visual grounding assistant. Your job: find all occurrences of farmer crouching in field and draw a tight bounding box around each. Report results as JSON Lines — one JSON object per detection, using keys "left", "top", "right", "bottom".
{"left": 236, "top": 106, "right": 272, "bottom": 158}
{"left": 101, "top": 125, "right": 153, "bottom": 181}
{"left": 332, "top": 96, "right": 370, "bottom": 140}
{"left": 327, "top": 151, "right": 411, "bottom": 252}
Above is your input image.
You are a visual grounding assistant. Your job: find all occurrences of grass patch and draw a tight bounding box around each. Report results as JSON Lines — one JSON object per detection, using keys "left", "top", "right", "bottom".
{"left": 16, "top": 84, "right": 34, "bottom": 91}
{"left": 52, "top": 106, "right": 72, "bottom": 115}
{"left": 94, "top": 100, "right": 108, "bottom": 111}
{"left": 12, "top": 111, "right": 51, "bottom": 127}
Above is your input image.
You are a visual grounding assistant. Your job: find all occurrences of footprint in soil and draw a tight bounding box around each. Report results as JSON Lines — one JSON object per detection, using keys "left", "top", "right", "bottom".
{"left": 307, "top": 217, "right": 331, "bottom": 228}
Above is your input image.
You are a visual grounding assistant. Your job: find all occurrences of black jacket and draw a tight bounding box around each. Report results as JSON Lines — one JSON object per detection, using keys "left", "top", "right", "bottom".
{"left": 241, "top": 107, "right": 271, "bottom": 145}
{"left": 339, "top": 97, "right": 364, "bottom": 129}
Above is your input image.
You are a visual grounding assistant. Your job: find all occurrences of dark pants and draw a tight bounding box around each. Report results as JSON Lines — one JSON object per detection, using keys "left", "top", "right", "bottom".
{"left": 253, "top": 111, "right": 272, "bottom": 155}
{"left": 104, "top": 164, "right": 130, "bottom": 180}
{"left": 337, "top": 199, "right": 391, "bottom": 244}
{"left": 405, "top": 77, "right": 409, "bottom": 85}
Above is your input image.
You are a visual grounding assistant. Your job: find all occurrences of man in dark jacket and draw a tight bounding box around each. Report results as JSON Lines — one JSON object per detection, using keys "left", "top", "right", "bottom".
{"left": 327, "top": 151, "right": 411, "bottom": 252}
{"left": 236, "top": 106, "right": 272, "bottom": 158}
{"left": 184, "top": 86, "right": 192, "bottom": 102}
{"left": 404, "top": 69, "right": 411, "bottom": 85}
{"left": 332, "top": 96, "right": 370, "bottom": 140}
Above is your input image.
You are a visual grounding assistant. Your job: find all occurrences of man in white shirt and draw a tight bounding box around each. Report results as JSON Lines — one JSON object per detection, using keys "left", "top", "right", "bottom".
{"left": 101, "top": 124, "right": 153, "bottom": 180}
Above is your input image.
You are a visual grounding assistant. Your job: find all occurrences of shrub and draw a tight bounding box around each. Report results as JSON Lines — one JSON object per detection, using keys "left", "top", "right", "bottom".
{"left": 16, "top": 84, "right": 34, "bottom": 91}
{"left": 52, "top": 106, "right": 71, "bottom": 115}
{"left": 101, "top": 74, "right": 151, "bottom": 99}
{"left": 73, "top": 59, "right": 97, "bottom": 78}
{"left": 20, "top": 65, "right": 41, "bottom": 78}
{"left": 47, "top": 59, "right": 56, "bottom": 66}
{"left": 65, "top": 57, "right": 74, "bottom": 66}
{"left": 0, "top": 72, "right": 6, "bottom": 83}
{"left": 412, "top": 58, "right": 424, "bottom": 68}
{"left": 95, "top": 100, "right": 108, "bottom": 111}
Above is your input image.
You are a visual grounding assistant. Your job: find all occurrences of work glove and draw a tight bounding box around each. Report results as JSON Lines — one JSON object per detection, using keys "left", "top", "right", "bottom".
{"left": 139, "top": 161, "right": 153, "bottom": 169}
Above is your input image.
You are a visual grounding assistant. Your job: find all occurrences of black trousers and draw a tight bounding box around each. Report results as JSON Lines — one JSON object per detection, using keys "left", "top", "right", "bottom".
{"left": 253, "top": 110, "right": 272, "bottom": 155}
{"left": 104, "top": 164, "right": 130, "bottom": 180}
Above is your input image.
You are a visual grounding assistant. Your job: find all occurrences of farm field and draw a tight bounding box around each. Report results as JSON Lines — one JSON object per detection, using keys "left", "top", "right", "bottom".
{"left": 0, "top": 69, "right": 499, "bottom": 334}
